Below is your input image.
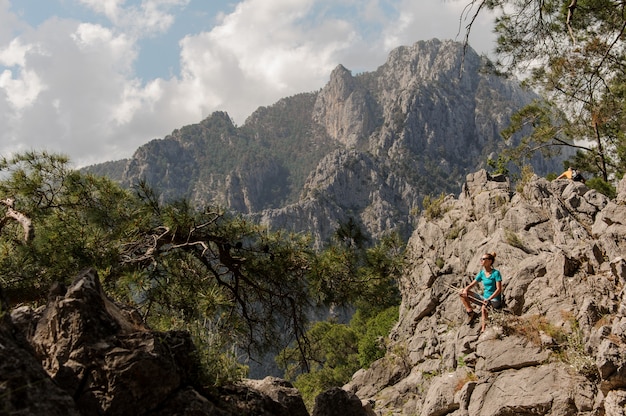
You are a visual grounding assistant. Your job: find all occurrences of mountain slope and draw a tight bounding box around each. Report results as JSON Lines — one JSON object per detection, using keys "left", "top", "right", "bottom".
{"left": 99, "top": 38, "right": 557, "bottom": 243}
{"left": 249, "top": 39, "right": 545, "bottom": 243}
{"left": 345, "top": 171, "right": 626, "bottom": 415}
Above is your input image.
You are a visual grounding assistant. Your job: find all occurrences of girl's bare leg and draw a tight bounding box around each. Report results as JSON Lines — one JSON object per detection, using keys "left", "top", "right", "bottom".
{"left": 460, "top": 291, "right": 479, "bottom": 312}
{"left": 481, "top": 305, "right": 488, "bottom": 332}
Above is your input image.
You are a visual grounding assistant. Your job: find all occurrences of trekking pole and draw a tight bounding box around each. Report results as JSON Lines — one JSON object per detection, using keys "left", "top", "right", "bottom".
{"left": 442, "top": 279, "right": 494, "bottom": 309}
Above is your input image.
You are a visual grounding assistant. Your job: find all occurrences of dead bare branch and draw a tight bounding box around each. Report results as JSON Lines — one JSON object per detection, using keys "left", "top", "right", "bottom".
{"left": 566, "top": 0, "right": 578, "bottom": 44}
{"left": 0, "top": 198, "right": 33, "bottom": 242}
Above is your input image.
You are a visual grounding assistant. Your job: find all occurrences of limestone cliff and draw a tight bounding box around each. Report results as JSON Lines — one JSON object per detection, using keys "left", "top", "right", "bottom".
{"left": 345, "top": 171, "right": 626, "bottom": 415}
{"left": 111, "top": 39, "right": 552, "bottom": 244}
{"left": 250, "top": 38, "right": 546, "bottom": 244}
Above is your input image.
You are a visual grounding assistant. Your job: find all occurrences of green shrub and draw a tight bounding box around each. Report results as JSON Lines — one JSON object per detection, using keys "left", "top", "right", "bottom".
{"left": 560, "top": 319, "right": 597, "bottom": 376}
{"left": 585, "top": 177, "right": 617, "bottom": 199}
{"left": 435, "top": 257, "right": 445, "bottom": 269}
{"left": 515, "top": 165, "right": 535, "bottom": 195}
{"left": 446, "top": 226, "right": 464, "bottom": 240}
{"left": 505, "top": 229, "right": 529, "bottom": 253}
{"left": 150, "top": 316, "right": 249, "bottom": 386}
{"left": 287, "top": 321, "right": 360, "bottom": 410}
{"left": 422, "top": 193, "right": 448, "bottom": 220}
{"left": 487, "top": 155, "right": 510, "bottom": 175}
{"left": 356, "top": 306, "right": 399, "bottom": 368}
{"left": 500, "top": 313, "right": 597, "bottom": 377}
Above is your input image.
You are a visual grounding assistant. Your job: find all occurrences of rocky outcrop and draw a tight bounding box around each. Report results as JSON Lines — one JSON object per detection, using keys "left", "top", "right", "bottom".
{"left": 345, "top": 171, "right": 626, "bottom": 415}
{"left": 312, "top": 64, "right": 378, "bottom": 149}
{"left": 0, "top": 297, "right": 80, "bottom": 415}
{"left": 3, "top": 170, "right": 626, "bottom": 415}
{"left": 312, "top": 387, "right": 376, "bottom": 416}
{"left": 2, "top": 269, "right": 309, "bottom": 415}
{"left": 222, "top": 156, "right": 287, "bottom": 213}
{"left": 243, "top": 377, "right": 310, "bottom": 416}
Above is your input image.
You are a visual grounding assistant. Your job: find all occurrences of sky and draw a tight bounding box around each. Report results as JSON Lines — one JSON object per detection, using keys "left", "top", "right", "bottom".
{"left": 0, "top": 0, "right": 496, "bottom": 168}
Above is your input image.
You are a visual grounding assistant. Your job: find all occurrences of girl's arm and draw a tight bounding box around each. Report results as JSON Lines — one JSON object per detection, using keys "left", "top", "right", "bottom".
{"left": 462, "top": 279, "right": 478, "bottom": 294}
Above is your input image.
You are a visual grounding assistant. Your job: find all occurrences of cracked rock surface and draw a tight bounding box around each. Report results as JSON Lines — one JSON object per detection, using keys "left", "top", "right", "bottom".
{"left": 346, "top": 171, "right": 626, "bottom": 416}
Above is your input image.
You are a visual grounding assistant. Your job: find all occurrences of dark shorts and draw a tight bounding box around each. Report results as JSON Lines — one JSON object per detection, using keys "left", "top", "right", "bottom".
{"left": 471, "top": 293, "right": 502, "bottom": 309}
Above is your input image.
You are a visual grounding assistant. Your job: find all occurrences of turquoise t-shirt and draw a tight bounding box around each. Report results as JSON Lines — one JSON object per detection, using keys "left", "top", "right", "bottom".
{"left": 475, "top": 269, "right": 502, "bottom": 300}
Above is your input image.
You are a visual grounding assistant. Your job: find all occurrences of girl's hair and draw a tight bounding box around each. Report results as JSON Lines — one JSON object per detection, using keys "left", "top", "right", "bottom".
{"left": 484, "top": 252, "right": 497, "bottom": 262}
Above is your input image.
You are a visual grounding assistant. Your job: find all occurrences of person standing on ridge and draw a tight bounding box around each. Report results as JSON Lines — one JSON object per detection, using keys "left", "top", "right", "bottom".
{"left": 459, "top": 252, "right": 503, "bottom": 332}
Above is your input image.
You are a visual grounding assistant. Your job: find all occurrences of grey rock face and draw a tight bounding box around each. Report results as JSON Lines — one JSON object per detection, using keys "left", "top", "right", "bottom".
{"left": 313, "top": 64, "right": 378, "bottom": 149}
{"left": 0, "top": 300, "right": 80, "bottom": 415}
{"left": 243, "top": 376, "right": 309, "bottom": 416}
{"left": 2, "top": 269, "right": 309, "bottom": 416}
{"left": 117, "top": 39, "right": 550, "bottom": 245}
{"left": 344, "top": 171, "right": 626, "bottom": 415}
{"left": 312, "top": 387, "right": 372, "bottom": 416}
{"left": 254, "top": 40, "right": 542, "bottom": 244}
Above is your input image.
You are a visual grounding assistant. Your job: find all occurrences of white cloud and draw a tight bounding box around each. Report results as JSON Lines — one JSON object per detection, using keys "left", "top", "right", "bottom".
{"left": 0, "top": 16, "right": 161, "bottom": 165}
{"left": 71, "top": 23, "right": 136, "bottom": 74}
{"left": 175, "top": 0, "right": 359, "bottom": 123}
{"left": 0, "top": 67, "right": 45, "bottom": 109}
{"left": 77, "top": 0, "right": 124, "bottom": 20}
{"left": 0, "top": 34, "right": 47, "bottom": 111}
{"left": 0, "top": 0, "right": 23, "bottom": 44}
{"left": 384, "top": 0, "right": 496, "bottom": 56}
{"left": 0, "top": 38, "right": 32, "bottom": 67}
{"left": 78, "top": 0, "right": 189, "bottom": 38}
{"left": 112, "top": 78, "right": 163, "bottom": 125}
{"left": 0, "top": 0, "right": 498, "bottom": 167}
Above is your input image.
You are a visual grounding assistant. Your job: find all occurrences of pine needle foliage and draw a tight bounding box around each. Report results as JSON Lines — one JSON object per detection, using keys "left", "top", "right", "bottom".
{"left": 0, "top": 151, "right": 405, "bottom": 387}
{"left": 463, "top": 0, "right": 626, "bottom": 184}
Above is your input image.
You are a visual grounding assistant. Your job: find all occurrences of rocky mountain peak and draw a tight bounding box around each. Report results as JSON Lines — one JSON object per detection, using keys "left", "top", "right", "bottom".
{"left": 106, "top": 38, "right": 552, "bottom": 245}
{"left": 383, "top": 39, "right": 481, "bottom": 86}
{"left": 327, "top": 64, "right": 356, "bottom": 95}
{"left": 253, "top": 39, "right": 545, "bottom": 244}
{"left": 312, "top": 64, "right": 377, "bottom": 148}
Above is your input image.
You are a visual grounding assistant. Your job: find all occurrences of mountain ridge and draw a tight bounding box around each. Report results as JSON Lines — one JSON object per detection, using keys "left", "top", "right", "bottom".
{"left": 86, "top": 38, "right": 561, "bottom": 244}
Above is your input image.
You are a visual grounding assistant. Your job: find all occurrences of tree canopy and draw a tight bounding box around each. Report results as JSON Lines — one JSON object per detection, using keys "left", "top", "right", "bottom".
{"left": 0, "top": 151, "right": 404, "bottom": 384}
{"left": 462, "top": 0, "right": 626, "bottom": 185}
{"left": 0, "top": 152, "right": 312, "bottom": 363}
{"left": 0, "top": 152, "right": 135, "bottom": 303}
{"left": 276, "top": 229, "right": 404, "bottom": 409}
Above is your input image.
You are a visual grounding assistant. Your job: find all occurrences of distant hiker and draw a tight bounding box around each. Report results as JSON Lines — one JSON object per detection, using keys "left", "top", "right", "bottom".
{"left": 459, "top": 252, "right": 503, "bottom": 332}
{"left": 557, "top": 167, "right": 573, "bottom": 180}
{"left": 557, "top": 167, "right": 586, "bottom": 183}
{"left": 572, "top": 169, "right": 586, "bottom": 183}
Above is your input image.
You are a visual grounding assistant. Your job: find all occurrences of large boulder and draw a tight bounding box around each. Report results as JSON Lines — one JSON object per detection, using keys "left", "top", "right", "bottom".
{"left": 312, "top": 387, "right": 374, "bottom": 416}
{"left": 3, "top": 269, "right": 311, "bottom": 415}
{"left": 243, "top": 376, "right": 309, "bottom": 416}
{"left": 468, "top": 364, "right": 595, "bottom": 415}
{"left": 0, "top": 291, "right": 80, "bottom": 415}
{"left": 18, "top": 269, "right": 197, "bottom": 415}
